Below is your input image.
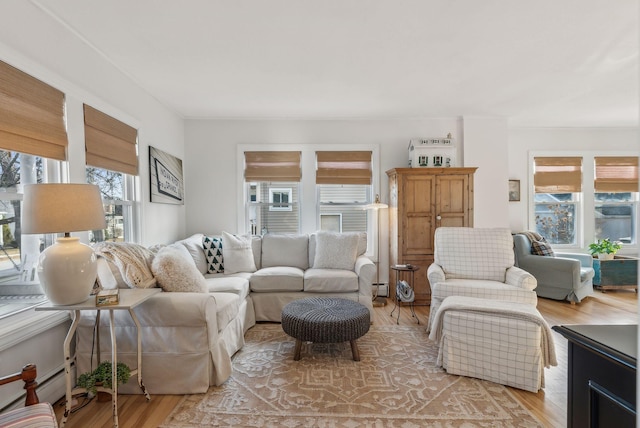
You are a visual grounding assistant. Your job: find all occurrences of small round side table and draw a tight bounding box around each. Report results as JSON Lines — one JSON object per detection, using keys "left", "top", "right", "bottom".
{"left": 390, "top": 264, "right": 420, "bottom": 325}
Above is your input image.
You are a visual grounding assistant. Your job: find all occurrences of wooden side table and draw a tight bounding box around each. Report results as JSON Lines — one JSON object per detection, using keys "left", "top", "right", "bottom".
{"left": 389, "top": 264, "right": 420, "bottom": 324}
{"left": 36, "top": 288, "right": 160, "bottom": 427}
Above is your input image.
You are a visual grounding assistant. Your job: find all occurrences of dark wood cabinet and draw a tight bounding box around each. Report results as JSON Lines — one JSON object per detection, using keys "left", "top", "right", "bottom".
{"left": 553, "top": 324, "right": 637, "bottom": 428}
{"left": 386, "top": 167, "right": 476, "bottom": 305}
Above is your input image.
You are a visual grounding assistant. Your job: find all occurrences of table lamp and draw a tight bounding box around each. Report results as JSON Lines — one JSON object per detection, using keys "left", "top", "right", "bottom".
{"left": 364, "top": 194, "right": 388, "bottom": 306}
{"left": 22, "top": 183, "right": 106, "bottom": 305}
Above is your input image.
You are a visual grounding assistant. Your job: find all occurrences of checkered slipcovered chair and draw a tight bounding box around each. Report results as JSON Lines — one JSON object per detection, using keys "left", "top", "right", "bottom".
{"left": 427, "top": 227, "right": 538, "bottom": 332}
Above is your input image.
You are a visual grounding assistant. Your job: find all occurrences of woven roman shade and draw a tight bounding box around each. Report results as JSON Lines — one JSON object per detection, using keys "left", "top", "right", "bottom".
{"left": 534, "top": 157, "right": 582, "bottom": 193}
{"left": 0, "top": 60, "right": 68, "bottom": 160}
{"left": 244, "top": 151, "right": 301, "bottom": 182}
{"left": 84, "top": 104, "right": 138, "bottom": 175}
{"left": 316, "top": 151, "right": 372, "bottom": 185}
{"left": 594, "top": 156, "right": 639, "bottom": 192}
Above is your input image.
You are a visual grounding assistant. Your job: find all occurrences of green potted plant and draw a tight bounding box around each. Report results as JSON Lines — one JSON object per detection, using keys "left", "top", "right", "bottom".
{"left": 588, "top": 238, "right": 622, "bottom": 260}
{"left": 77, "top": 361, "right": 131, "bottom": 399}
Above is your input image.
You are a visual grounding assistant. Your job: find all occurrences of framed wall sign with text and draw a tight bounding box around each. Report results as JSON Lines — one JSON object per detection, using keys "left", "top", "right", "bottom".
{"left": 149, "top": 146, "right": 184, "bottom": 205}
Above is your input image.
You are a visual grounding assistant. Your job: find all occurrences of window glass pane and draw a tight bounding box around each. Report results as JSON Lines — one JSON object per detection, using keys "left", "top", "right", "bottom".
{"left": 534, "top": 193, "right": 577, "bottom": 244}
{"left": 86, "top": 167, "right": 131, "bottom": 243}
{"left": 247, "top": 182, "right": 299, "bottom": 234}
{"left": 594, "top": 193, "right": 636, "bottom": 244}
{"left": 0, "top": 151, "right": 58, "bottom": 318}
{"left": 318, "top": 184, "right": 369, "bottom": 233}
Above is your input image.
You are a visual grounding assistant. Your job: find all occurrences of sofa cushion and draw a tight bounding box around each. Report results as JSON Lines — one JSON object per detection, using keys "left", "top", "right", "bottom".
{"left": 176, "top": 233, "right": 208, "bottom": 274}
{"left": 203, "top": 235, "right": 224, "bottom": 273}
{"left": 222, "top": 231, "right": 257, "bottom": 274}
{"left": 261, "top": 233, "right": 309, "bottom": 270}
{"left": 309, "top": 232, "right": 367, "bottom": 268}
{"left": 313, "top": 231, "right": 359, "bottom": 271}
{"left": 151, "top": 245, "right": 208, "bottom": 293}
{"left": 250, "top": 267, "right": 304, "bottom": 292}
{"left": 210, "top": 292, "right": 240, "bottom": 332}
{"left": 304, "top": 268, "right": 359, "bottom": 292}
{"left": 204, "top": 275, "right": 250, "bottom": 301}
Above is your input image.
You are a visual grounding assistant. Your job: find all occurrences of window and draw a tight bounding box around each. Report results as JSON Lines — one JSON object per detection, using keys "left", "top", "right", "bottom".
{"left": 593, "top": 157, "right": 638, "bottom": 244}
{"left": 86, "top": 167, "right": 136, "bottom": 243}
{"left": 244, "top": 151, "right": 301, "bottom": 234}
{"left": 269, "top": 188, "right": 292, "bottom": 212}
{"left": 0, "top": 151, "right": 62, "bottom": 318}
{"left": 238, "top": 145, "right": 380, "bottom": 248}
{"left": 0, "top": 60, "right": 68, "bottom": 318}
{"left": 316, "top": 151, "right": 372, "bottom": 233}
{"left": 533, "top": 157, "right": 582, "bottom": 245}
{"left": 84, "top": 104, "right": 139, "bottom": 244}
{"left": 531, "top": 153, "right": 638, "bottom": 250}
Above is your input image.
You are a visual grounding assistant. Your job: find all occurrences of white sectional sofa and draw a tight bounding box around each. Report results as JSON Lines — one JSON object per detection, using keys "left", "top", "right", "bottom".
{"left": 75, "top": 231, "right": 375, "bottom": 394}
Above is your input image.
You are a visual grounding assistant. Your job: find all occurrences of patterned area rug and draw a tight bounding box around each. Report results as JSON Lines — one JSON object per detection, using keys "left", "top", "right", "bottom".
{"left": 160, "top": 324, "right": 543, "bottom": 427}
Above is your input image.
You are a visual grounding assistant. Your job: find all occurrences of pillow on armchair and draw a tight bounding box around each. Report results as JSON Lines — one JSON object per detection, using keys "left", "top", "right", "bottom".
{"left": 531, "top": 240, "right": 555, "bottom": 257}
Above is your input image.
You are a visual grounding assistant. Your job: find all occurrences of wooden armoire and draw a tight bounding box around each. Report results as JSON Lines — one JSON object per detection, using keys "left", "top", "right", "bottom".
{"left": 386, "top": 167, "right": 477, "bottom": 305}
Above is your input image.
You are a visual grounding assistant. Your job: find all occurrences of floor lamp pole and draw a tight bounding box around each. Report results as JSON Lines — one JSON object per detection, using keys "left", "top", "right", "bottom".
{"left": 365, "top": 194, "right": 388, "bottom": 307}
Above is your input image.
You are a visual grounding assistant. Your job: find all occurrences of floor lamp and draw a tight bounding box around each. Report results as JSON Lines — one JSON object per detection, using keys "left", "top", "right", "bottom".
{"left": 364, "top": 194, "right": 388, "bottom": 307}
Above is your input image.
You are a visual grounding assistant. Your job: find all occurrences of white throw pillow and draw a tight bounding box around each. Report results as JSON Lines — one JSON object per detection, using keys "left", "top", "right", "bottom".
{"left": 222, "top": 231, "right": 257, "bottom": 274}
{"left": 151, "top": 245, "right": 208, "bottom": 293}
{"left": 313, "top": 231, "right": 359, "bottom": 271}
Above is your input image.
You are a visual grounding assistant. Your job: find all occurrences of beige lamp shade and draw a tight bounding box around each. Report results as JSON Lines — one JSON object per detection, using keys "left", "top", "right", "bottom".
{"left": 22, "top": 183, "right": 106, "bottom": 305}
{"left": 23, "top": 183, "right": 106, "bottom": 234}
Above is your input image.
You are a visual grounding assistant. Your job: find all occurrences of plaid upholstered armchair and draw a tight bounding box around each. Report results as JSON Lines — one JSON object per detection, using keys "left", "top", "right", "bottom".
{"left": 427, "top": 227, "right": 538, "bottom": 331}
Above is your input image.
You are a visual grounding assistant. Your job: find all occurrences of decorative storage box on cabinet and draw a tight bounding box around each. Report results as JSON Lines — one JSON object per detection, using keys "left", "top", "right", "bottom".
{"left": 387, "top": 167, "right": 476, "bottom": 305}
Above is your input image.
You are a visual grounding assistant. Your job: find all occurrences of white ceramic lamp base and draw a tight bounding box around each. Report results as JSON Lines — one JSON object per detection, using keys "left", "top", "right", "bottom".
{"left": 38, "top": 237, "right": 97, "bottom": 305}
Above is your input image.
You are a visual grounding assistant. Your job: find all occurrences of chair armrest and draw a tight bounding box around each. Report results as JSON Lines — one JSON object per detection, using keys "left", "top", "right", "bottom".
{"left": 555, "top": 252, "right": 594, "bottom": 268}
{"left": 427, "top": 263, "right": 446, "bottom": 285}
{"left": 505, "top": 266, "right": 537, "bottom": 291}
{"left": 516, "top": 254, "right": 583, "bottom": 286}
{"left": 0, "top": 364, "right": 39, "bottom": 406}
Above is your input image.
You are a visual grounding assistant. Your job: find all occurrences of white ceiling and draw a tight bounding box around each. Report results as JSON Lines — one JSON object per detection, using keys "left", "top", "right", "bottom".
{"left": 35, "top": 0, "right": 638, "bottom": 126}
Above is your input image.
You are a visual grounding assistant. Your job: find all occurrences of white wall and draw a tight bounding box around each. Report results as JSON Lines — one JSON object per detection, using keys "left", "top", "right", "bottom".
{"left": 507, "top": 127, "right": 638, "bottom": 235}
{"left": 463, "top": 116, "right": 510, "bottom": 227}
{"left": 0, "top": 0, "right": 186, "bottom": 246}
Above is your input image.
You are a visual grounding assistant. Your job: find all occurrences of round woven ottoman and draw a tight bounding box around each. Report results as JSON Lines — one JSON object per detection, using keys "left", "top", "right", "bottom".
{"left": 281, "top": 297, "right": 370, "bottom": 361}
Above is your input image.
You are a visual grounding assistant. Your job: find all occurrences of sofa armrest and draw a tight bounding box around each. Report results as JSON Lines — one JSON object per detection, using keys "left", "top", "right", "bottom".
{"left": 355, "top": 255, "right": 375, "bottom": 298}
{"left": 555, "top": 252, "right": 594, "bottom": 268}
{"left": 516, "top": 254, "right": 583, "bottom": 287}
{"left": 505, "top": 266, "right": 537, "bottom": 291}
{"left": 427, "top": 263, "right": 445, "bottom": 286}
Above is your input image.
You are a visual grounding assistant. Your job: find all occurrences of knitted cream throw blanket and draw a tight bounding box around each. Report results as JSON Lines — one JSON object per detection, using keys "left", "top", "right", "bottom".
{"left": 429, "top": 296, "right": 557, "bottom": 368}
{"left": 94, "top": 242, "right": 156, "bottom": 289}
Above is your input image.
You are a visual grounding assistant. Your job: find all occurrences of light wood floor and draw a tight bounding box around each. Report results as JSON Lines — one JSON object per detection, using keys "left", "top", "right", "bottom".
{"left": 54, "top": 289, "right": 637, "bottom": 428}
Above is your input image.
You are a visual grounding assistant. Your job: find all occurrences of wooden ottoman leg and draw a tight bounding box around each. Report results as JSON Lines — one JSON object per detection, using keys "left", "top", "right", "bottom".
{"left": 350, "top": 340, "right": 360, "bottom": 361}
{"left": 293, "top": 339, "right": 303, "bottom": 361}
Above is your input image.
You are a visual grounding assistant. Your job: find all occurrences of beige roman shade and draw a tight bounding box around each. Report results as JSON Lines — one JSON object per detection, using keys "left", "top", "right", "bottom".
{"left": 84, "top": 104, "right": 138, "bottom": 175}
{"left": 594, "top": 156, "right": 639, "bottom": 192}
{"left": 244, "top": 151, "right": 301, "bottom": 182}
{"left": 0, "top": 60, "right": 68, "bottom": 160}
{"left": 316, "top": 151, "right": 372, "bottom": 185}
{"left": 534, "top": 156, "right": 582, "bottom": 193}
